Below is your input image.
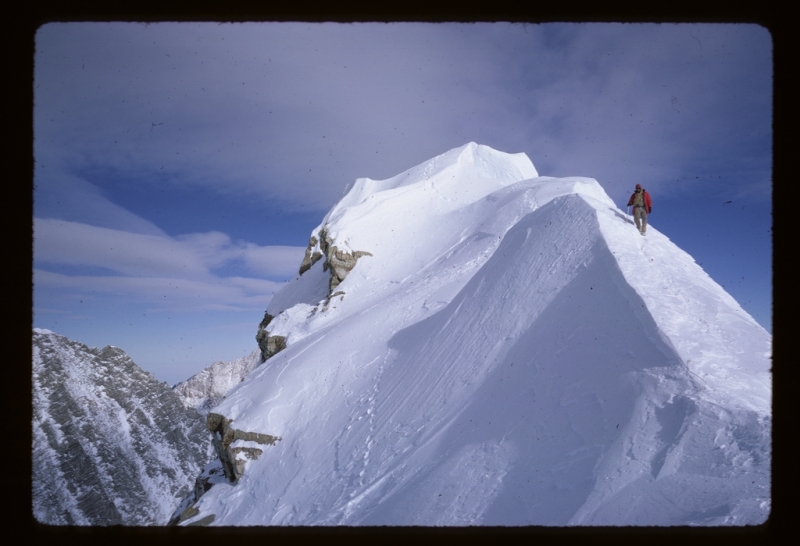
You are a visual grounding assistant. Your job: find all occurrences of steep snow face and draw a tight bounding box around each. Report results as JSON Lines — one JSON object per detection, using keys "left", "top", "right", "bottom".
{"left": 188, "top": 144, "right": 770, "bottom": 526}
{"left": 173, "top": 349, "right": 262, "bottom": 415}
{"left": 595, "top": 213, "right": 770, "bottom": 414}
{"left": 32, "top": 331, "right": 211, "bottom": 525}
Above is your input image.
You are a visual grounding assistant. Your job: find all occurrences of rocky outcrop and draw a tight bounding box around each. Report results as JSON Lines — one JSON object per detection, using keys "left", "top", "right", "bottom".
{"left": 318, "top": 225, "right": 372, "bottom": 293}
{"left": 255, "top": 313, "right": 287, "bottom": 363}
{"left": 258, "top": 227, "right": 372, "bottom": 363}
{"left": 325, "top": 247, "right": 373, "bottom": 292}
{"left": 168, "top": 458, "right": 227, "bottom": 526}
{"left": 299, "top": 235, "right": 324, "bottom": 275}
{"left": 33, "top": 330, "right": 210, "bottom": 526}
{"left": 206, "top": 412, "right": 281, "bottom": 483}
{"left": 169, "top": 412, "right": 281, "bottom": 526}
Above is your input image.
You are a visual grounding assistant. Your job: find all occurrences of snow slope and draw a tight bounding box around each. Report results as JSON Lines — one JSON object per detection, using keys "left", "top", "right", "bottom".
{"left": 182, "top": 143, "right": 770, "bottom": 526}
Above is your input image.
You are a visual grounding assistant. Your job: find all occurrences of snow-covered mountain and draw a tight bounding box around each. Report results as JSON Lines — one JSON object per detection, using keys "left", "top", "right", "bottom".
{"left": 173, "top": 349, "right": 262, "bottom": 415}
{"left": 32, "top": 329, "right": 211, "bottom": 525}
{"left": 176, "top": 142, "right": 771, "bottom": 526}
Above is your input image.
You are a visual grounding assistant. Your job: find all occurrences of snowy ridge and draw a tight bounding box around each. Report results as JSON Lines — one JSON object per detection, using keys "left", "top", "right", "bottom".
{"left": 185, "top": 144, "right": 770, "bottom": 526}
{"left": 595, "top": 212, "right": 770, "bottom": 414}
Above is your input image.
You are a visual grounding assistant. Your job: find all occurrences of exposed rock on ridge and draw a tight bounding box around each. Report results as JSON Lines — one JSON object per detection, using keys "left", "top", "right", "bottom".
{"left": 206, "top": 412, "right": 281, "bottom": 482}
{"left": 298, "top": 226, "right": 373, "bottom": 293}
{"left": 258, "top": 226, "right": 372, "bottom": 362}
{"left": 169, "top": 412, "right": 280, "bottom": 526}
{"left": 169, "top": 459, "right": 227, "bottom": 526}
{"left": 318, "top": 225, "right": 373, "bottom": 293}
{"left": 298, "top": 235, "right": 323, "bottom": 275}
{"left": 255, "top": 313, "right": 287, "bottom": 363}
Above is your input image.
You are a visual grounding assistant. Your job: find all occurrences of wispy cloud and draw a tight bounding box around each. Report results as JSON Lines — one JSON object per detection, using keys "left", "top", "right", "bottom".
{"left": 35, "top": 22, "right": 771, "bottom": 215}
{"left": 34, "top": 173, "right": 167, "bottom": 236}
{"left": 34, "top": 269, "right": 285, "bottom": 312}
{"left": 35, "top": 218, "right": 208, "bottom": 277}
{"left": 34, "top": 218, "right": 304, "bottom": 311}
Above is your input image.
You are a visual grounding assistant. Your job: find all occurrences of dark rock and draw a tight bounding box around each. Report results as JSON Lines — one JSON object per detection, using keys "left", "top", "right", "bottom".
{"left": 256, "top": 311, "right": 288, "bottom": 363}
{"left": 179, "top": 505, "right": 199, "bottom": 522}
{"left": 299, "top": 236, "right": 323, "bottom": 275}
{"left": 318, "top": 225, "right": 372, "bottom": 293}
{"left": 327, "top": 246, "right": 373, "bottom": 292}
{"left": 256, "top": 330, "right": 286, "bottom": 363}
{"left": 168, "top": 458, "right": 228, "bottom": 526}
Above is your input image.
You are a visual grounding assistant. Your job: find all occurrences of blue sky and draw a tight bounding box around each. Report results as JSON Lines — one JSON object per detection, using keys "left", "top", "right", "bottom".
{"left": 33, "top": 22, "right": 772, "bottom": 385}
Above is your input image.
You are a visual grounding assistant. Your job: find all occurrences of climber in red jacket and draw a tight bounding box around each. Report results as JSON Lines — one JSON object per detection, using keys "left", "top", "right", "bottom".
{"left": 627, "top": 184, "right": 652, "bottom": 235}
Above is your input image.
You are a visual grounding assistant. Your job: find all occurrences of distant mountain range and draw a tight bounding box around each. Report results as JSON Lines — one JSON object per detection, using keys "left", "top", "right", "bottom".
{"left": 172, "top": 349, "right": 262, "bottom": 415}
{"left": 32, "top": 329, "right": 210, "bottom": 525}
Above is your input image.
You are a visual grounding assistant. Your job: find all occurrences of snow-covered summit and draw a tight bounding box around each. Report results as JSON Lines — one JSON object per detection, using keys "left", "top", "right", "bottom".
{"left": 183, "top": 144, "right": 770, "bottom": 526}
{"left": 333, "top": 142, "right": 538, "bottom": 217}
{"left": 270, "top": 144, "right": 577, "bottom": 317}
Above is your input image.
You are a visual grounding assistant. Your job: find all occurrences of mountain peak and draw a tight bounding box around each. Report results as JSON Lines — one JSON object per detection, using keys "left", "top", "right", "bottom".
{"left": 454, "top": 141, "right": 539, "bottom": 180}
{"left": 334, "top": 143, "right": 537, "bottom": 216}
{"left": 187, "top": 145, "right": 770, "bottom": 526}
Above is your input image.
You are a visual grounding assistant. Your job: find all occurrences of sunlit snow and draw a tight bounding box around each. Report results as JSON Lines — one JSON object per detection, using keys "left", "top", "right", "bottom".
{"left": 182, "top": 143, "right": 770, "bottom": 526}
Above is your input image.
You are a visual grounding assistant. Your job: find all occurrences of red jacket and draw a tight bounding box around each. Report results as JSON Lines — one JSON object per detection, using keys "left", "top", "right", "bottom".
{"left": 627, "top": 189, "right": 652, "bottom": 214}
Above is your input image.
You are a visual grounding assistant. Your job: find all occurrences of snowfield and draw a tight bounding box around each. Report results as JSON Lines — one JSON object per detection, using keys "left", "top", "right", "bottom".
{"left": 182, "top": 143, "right": 770, "bottom": 526}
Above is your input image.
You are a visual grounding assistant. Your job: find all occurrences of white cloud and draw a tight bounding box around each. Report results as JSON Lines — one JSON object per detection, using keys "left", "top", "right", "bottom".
{"left": 174, "top": 231, "right": 241, "bottom": 271}
{"left": 35, "top": 218, "right": 211, "bottom": 277}
{"left": 34, "top": 218, "right": 305, "bottom": 312}
{"left": 34, "top": 269, "right": 285, "bottom": 312}
{"left": 33, "top": 172, "right": 167, "bottom": 236}
{"left": 35, "top": 218, "right": 305, "bottom": 278}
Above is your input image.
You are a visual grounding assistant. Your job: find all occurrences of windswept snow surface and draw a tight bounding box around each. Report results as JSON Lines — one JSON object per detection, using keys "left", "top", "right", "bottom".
{"left": 190, "top": 143, "right": 770, "bottom": 526}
